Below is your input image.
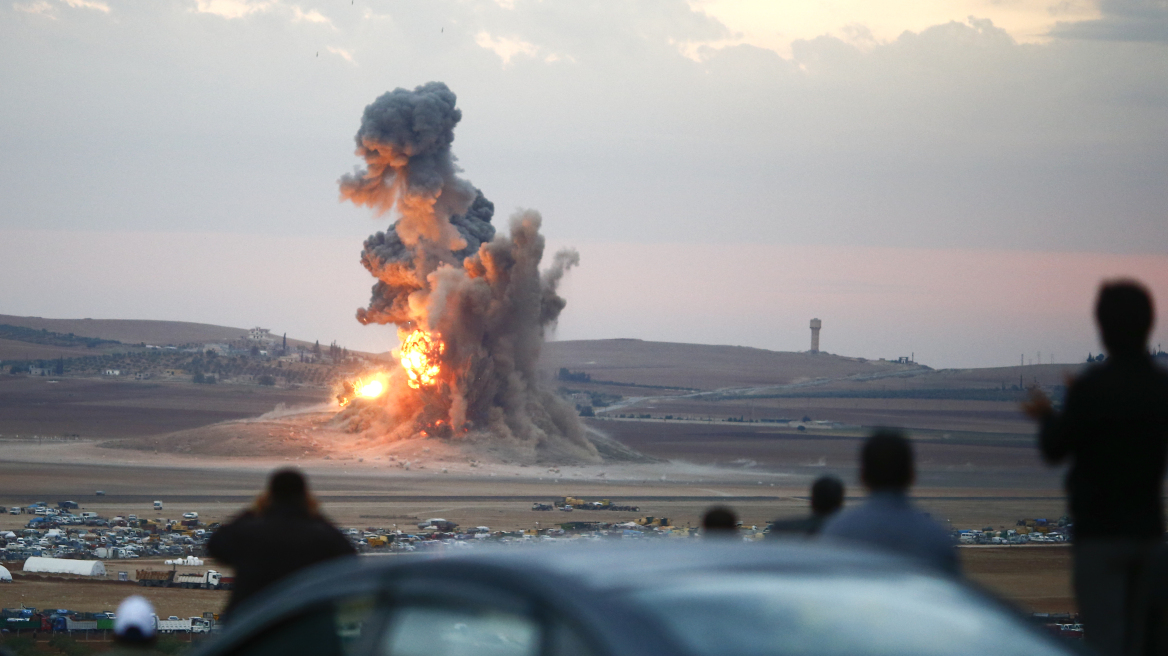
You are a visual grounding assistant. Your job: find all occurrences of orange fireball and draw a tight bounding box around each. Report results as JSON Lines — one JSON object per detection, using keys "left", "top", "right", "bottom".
{"left": 400, "top": 330, "right": 444, "bottom": 389}
{"left": 337, "top": 375, "right": 386, "bottom": 407}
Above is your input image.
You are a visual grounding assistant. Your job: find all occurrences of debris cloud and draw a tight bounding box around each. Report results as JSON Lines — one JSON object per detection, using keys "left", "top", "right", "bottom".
{"left": 337, "top": 82, "right": 596, "bottom": 463}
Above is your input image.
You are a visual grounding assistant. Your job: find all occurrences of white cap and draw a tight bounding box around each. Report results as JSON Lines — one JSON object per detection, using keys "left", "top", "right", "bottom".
{"left": 114, "top": 595, "right": 156, "bottom": 640}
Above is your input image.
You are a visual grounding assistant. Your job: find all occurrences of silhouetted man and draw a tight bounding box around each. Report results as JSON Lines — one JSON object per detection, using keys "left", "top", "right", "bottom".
{"left": 766, "top": 475, "right": 845, "bottom": 538}
{"left": 821, "top": 430, "right": 958, "bottom": 575}
{"left": 1023, "top": 280, "right": 1168, "bottom": 656}
{"left": 208, "top": 469, "right": 355, "bottom": 619}
{"left": 701, "top": 506, "right": 739, "bottom": 538}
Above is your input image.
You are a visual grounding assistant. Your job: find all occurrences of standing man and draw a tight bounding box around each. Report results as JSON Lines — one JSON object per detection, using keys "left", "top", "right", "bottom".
{"left": 1024, "top": 280, "right": 1168, "bottom": 656}
{"left": 209, "top": 469, "right": 356, "bottom": 620}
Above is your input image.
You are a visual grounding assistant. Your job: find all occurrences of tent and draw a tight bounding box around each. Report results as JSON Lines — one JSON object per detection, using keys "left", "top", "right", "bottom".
{"left": 23, "top": 557, "right": 106, "bottom": 577}
{"left": 0, "top": 565, "right": 11, "bottom": 582}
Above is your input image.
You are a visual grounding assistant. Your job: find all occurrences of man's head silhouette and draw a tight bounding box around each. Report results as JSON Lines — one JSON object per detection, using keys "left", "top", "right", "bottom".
{"left": 810, "top": 475, "right": 845, "bottom": 516}
{"left": 702, "top": 506, "right": 739, "bottom": 535}
{"left": 860, "top": 430, "right": 914, "bottom": 492}
{"left": 1096, "top": 281, "right": 1154, "bottom": 357}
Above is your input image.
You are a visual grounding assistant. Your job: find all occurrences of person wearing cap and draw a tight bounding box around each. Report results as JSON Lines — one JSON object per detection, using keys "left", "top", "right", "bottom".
{"left": 208, "top": 468, "right": 355, "bottom": 619}
{"left": 111, "top": 595, "right": 156, "bottom": 650}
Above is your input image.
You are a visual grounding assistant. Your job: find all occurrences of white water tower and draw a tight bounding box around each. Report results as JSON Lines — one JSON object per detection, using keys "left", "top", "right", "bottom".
{"left": 810, "top": 318, "right": 822, "bottom": 353}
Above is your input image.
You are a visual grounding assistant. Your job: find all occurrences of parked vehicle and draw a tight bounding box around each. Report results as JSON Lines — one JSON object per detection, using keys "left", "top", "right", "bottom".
{"left": 137, "top": 569, "right": 229, "bottom": 590}
{"left": 158, "top": 616, "right": 192, "bottom": 633}
{"left": 137, "top": 570, "right": 176, "bottom": 587}
{"left": 190, "top": 542, "right": 1076, "bottom": 656}
{"left": 154, "top": 500, "right": 164, "bottom": 510}
{"left": 415, "top": 518, "right": 457, "bottom": 532}
{"left": 183, "top": 512, "right": 199, "bottom": 520}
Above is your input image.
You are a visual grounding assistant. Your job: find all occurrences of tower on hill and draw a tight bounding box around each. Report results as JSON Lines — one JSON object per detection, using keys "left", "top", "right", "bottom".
{"left": 810, "top": 318, "right": 822, "bottom": 354}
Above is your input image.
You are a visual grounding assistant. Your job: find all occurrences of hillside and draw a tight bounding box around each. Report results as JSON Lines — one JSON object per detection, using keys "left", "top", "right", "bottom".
{"left": 0, "top": 337, "right": 106, "bottom": 362}
{"left": 540, "top": 339, "right": 923, "bottom": 391}
{"left": 0, "top": 315, "right": 252, "bottom": 346}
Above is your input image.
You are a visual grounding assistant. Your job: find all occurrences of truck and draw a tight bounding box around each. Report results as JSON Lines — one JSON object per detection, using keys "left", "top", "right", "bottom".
{"left": 153, "top": 500, "right": 163, "bottom": 510}
{"left": 174, "top": 570, "right": 223, "bottom": 589}
{"left": 137, "top": 569, "right": 176, "bottom": 587}
{"left": 3, "top": 609, "right": 48, "bottom": 632}
{"left": 63, "top": 617, "right": 98, "bottom": 631}
{"left": 157, "top": 617, "right": 191, "bottom": 633}
{"left": 136, "top": 569, "right": 228, "bottom": 590}
{"left": 416, "top": 518, "right": 458, "bottom": 532}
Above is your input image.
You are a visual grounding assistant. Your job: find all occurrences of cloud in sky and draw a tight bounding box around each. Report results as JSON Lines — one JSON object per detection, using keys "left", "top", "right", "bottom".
{"left": 13, "top": 0, "right": 56, "bottom": 17}
{"left": 475, "top": 31, "right": 539, "bottom": 64}
{"left": 193, "top": 0, "right": 272, "bottom": 19}
{"left": 1, "top": 0, "right": 1166, "bottom": 364}
{"left": 1049, "top": 0, "right": 1168, "bottom": 41}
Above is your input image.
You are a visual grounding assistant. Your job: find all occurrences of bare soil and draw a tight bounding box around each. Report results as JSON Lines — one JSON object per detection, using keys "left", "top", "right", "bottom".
{"left": 0, "top": 377, "right": 329, "bottom": 439}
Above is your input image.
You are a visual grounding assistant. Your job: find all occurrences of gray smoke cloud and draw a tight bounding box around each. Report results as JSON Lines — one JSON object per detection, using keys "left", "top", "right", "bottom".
{"left": 337, "top": 82, "right": 596, "bottom": 463}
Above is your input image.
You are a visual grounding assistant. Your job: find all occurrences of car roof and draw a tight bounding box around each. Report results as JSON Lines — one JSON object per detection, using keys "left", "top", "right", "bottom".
{"left": 225, "top": 540, "right": 947, "bottom": 629}
{"left": 206, "top": 541, "right": 957, "bottom": 656}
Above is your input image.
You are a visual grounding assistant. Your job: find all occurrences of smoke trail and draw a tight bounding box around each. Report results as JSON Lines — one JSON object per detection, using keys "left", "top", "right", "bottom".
{"left": 338, "top": 82, "right": 597, "bottom": 463}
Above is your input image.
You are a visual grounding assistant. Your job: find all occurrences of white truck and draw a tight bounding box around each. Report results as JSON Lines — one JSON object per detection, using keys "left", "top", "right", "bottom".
{"left": 174, "top": 570, "right": 224, "bottom": 589}
{"left": 65, "top": 618, "right": 98, "bottom": 631}
{"left": 156, "top": 616, "right": 191, "bottom": 633}
{"left": 153, "top": 500, "right": 163, "bottom": 510}
{"left": 154, "top": 616, "right": 214, "bottom": 634}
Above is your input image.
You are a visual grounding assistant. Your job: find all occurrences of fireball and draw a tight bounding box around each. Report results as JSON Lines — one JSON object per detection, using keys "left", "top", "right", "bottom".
{"left": 337, "top": 375, "right": 386, "bottom": 407}
{"left": 400, "top": 330, "right": 444, "bottom": 389}
{"left": 357, "top": 379, "right": 384, "bottom": 398}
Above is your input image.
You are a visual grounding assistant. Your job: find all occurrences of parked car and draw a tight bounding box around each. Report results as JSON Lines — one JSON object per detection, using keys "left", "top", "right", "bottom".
{"left": 183, "top": 512, "right": 199, "bottom": 520}
{"left": 191, "top": 542, "right": 1074, "bottom": 656}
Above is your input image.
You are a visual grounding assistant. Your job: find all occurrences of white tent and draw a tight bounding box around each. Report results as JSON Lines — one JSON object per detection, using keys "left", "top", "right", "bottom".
{"left": 0, "top": 565, "right": 11, "bottom": 582}
{"left": 23, "top": 557, "right": 106, "bottom": 577}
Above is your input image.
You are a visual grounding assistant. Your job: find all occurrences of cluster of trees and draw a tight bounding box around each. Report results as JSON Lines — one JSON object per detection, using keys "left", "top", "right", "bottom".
{"left": 0, "top": 324, "right": 120, "bottom": 349}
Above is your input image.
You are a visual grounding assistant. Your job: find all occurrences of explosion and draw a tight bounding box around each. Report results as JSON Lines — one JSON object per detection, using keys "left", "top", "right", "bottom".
{"left": 335, "top": 82, "right": 598, "bottom": 463}
{"left": 400, "top": 330, "right": 443, "bottom": 389}
{"left": 336, "top": 375, "right": 386, "bottom": 407}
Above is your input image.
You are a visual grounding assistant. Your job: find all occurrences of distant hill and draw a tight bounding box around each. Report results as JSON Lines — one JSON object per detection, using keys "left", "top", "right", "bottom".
{"left": 0, "top": 315, "right": 253, "bottom": 346}
{"left": 541, "top": 339, "right": 924, "bottom": 392}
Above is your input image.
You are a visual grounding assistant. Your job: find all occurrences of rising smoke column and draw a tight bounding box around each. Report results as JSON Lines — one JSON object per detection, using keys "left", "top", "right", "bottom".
{"left": 339, "top": 82, "right": 597, "bottom": 463}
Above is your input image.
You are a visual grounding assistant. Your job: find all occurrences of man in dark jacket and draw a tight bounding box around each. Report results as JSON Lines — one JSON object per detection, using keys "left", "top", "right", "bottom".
{"left": 1024, "top": 280, "right": 1168, "bottom": 656}
{"left": 208, "top": 469, "right": 355, "bottom": 619}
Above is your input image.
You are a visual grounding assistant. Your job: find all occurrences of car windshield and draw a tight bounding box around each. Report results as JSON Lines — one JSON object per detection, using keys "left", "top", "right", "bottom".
{"left": 627, "top": 573, "right": 1068, "bottom": 656}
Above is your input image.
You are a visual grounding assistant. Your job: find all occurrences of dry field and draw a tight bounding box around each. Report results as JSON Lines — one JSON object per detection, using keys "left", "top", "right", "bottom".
{"left": 0, "top": 377, "right": 329, "bottom": 439}
{"left": 0, "top": 336, "right": 1085, "bottom": 617}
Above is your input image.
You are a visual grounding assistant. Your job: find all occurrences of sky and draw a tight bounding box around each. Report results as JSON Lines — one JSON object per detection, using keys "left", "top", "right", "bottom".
{"left": 1, "top": 0, "right": 1166, "bottom": 368}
